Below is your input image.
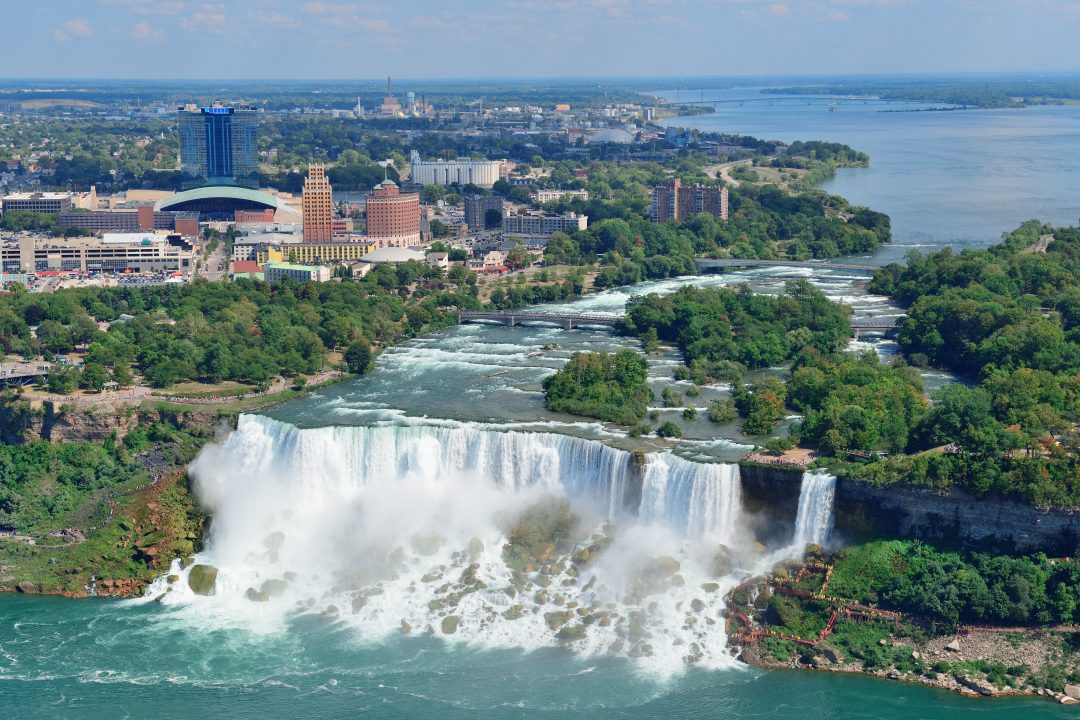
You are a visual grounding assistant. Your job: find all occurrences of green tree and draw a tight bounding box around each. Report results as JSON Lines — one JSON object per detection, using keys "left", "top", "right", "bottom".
{"left": 344, "top": 341, "right": 374, "bottom": 375}
{"left": 79, "top": 362, "right": 109, "bottom": 392}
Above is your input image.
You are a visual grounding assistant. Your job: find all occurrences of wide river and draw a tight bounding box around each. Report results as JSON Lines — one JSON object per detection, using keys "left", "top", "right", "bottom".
{"left": 3, "top": 88, "right": 1080, "bottom": 719}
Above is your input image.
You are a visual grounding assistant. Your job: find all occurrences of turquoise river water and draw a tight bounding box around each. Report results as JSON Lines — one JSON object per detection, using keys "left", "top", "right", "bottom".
{"left": 3, "top": 86, "right": 1079, "bottom": 718}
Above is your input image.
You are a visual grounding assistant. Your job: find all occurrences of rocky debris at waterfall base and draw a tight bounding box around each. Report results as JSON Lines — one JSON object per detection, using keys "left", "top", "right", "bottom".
{"left": 727, "top": 555, "right": 1080, "bottom": 704}
{"left": 187, "top": 564, "right": 218, "bottom": 595}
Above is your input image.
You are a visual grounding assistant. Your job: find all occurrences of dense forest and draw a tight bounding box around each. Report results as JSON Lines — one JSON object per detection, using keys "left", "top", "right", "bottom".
{"left": 0, "top": 267, "right": 480, "bottom": 392}
{"left": 541, "top": 349, "right": 650, "bottom": 425}
{"left": 618, "top": 281, "right": 852, "bottom": 372}
{"left": 859, "top": 221, "right": 1080, "bottom": 507}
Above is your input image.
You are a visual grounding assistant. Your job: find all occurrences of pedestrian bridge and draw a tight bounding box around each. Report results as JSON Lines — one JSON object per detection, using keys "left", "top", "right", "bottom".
{"left": 696, "top": 258, "right": 879, "bottom": 276}
{"left": 851, "top": 317, "right": 901, "bottom": 337}
{"left": 459, "top": 310, "right": 900, "bottom": 336}
{"left": 458, "top": 310, "right": 618, "bottom": 330}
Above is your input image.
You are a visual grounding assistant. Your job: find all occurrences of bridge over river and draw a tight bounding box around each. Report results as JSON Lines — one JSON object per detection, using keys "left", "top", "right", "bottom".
{"left": 459, "top": 310, "right": 900, "bottom": 336}
{"left": 458, "top": 310, "right": 617, "bottom": 330}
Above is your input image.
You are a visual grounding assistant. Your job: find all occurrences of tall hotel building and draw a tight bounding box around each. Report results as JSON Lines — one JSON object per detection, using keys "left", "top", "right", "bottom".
{"left": 366, "top": 179, "right": 421, "bottom": 247}
{"left": 651, "top": 178, "right": 729, "bottom": 223}
{"left": 302, "top": 164, "right": 334, "bottom": 243}
{"left": 177, "top": 103, "right": 258, "bottom": 189}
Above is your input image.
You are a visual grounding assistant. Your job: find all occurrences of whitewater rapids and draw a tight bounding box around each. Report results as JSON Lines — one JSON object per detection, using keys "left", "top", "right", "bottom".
{"left": 147, "top": 415, "right": 836, "bottom": 677}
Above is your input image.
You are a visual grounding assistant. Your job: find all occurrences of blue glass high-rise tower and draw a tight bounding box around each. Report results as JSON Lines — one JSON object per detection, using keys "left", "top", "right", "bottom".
{"left": 178, "top": 104, "right": 258, "bottom": 190}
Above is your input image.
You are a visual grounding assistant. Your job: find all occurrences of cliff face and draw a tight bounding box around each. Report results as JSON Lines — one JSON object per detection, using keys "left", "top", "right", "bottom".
{"left": 737, "top": 463, "right": 804, "bottom": 546}
{"left": 738, "top": 462, "right": 1080, "bottom": 555}
{"left": 834, "top": 479, "right": 1080, "bottom": 556}
{"left": 0, "top": 400, "right": 227, "bottom": 444}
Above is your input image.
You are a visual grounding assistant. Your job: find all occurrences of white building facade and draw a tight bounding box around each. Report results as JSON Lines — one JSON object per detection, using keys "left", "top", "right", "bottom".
{"left": 409, "top": 151, "right": 501, "bottom": 188}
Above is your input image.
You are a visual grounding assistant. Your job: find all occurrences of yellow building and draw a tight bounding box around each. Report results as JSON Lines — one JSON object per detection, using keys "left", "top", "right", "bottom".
{"left": 302, "top": 164, "right": 333, "bottom": 243}
{"left": 258, "top": 240, "right": 376, "bottom": 266}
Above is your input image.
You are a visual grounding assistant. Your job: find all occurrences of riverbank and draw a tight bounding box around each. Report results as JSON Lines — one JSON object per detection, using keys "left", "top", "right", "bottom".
{"left": 727, "top": 549, "right": 1080, "bottom": 704}
{"left": 0, "top": 370, "right": 364, "bottom": 596}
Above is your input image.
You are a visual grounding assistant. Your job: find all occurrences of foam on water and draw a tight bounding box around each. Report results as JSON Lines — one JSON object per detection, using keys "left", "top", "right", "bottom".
{"left": 147, "top": 415, "right": 767, "bottom": 676}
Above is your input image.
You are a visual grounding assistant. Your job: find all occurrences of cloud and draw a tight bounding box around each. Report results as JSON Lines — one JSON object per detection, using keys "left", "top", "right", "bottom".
{"left": 177, "top": 4, "right": 229, "bottom": 33}
{"left": 766, "top": 3, "right": 790, "bottom": 15}
{"left": 130, "top": 21, "right": 165, "bottom": 41}
{"left": 52, "top": 19, "right": 93, "bottom": 42}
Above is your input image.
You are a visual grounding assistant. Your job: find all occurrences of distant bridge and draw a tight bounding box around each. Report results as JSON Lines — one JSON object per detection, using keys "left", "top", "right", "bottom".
{"left": 696, "top": 258, "right": 879, "bottom": 276}
{"left": 458, "top": 310, "right": 617, "bottom": 330}
{"left": 459, "top": 310, "right": 900, "bottom": 337}
{"left": 851, "top": 317, "right": 902, "bottom": 338}
{"left": 671, "top": 96, "right": 901, "bottom": 107}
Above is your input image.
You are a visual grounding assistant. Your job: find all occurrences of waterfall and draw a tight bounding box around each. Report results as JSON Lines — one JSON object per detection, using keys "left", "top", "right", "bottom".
{"left": 149, "top": 414, "right": 751, "bottom": 674}
{"left": 638, "top": 455, "right": 742, "bottom": 544}
{"left": 792, "top": 471, "right": 837, "bottom": 548}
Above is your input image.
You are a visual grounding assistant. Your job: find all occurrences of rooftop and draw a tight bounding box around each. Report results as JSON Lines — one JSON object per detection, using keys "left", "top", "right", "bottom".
{"left": 265, "top": 262, "right": 324, "bottom": 272}
{"left": 359, "top": 247, "right": 426, "bottom": 264}
{"left": 3, "top": 191, "right": 72, "bottom": 201}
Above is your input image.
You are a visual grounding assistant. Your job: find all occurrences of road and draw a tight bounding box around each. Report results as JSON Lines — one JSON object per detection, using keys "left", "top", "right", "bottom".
{"left": 198, "top": 238, "right": 229, "bottom": 281}
{"left": 704, "top": 158, "right": 753, "bottom": 187}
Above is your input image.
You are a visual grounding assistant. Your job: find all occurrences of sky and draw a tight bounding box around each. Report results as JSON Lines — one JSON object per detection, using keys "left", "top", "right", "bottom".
{"left": 7, "top": 0, "right": 1080, "bottom": 79}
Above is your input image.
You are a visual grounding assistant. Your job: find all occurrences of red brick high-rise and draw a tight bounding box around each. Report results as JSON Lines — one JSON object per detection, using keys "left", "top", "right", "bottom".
{"left": 651, "top": 178, "right": 728, "bottom": 223}
{"left": 365, "top": 179, "right": 421, "bottom": 247}
{"left": 303, "top": 164, "right": 334, "bottom": 243}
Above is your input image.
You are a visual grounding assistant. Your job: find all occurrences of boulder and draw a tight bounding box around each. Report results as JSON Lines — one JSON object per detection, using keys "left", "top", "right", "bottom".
{"left": 16, "top": 581, "right": 39, "bottom": 594}
{"left": 811, "top": 656, "right": 831, "bottom": 669}
{"left": 822, "top": 647, "right": 845, "bottom": 664}
{"left": 701, "top": 582, "right": 720, "bottom": 593}
{"left": 260, "top": 579, "right": 288, "bottom": 597}
{"left": 468, "top": 537, "right": 485, "bottom": 558}
{"left": 187, "top": 564, "right": 218, "bottom": 596}
{"left": 502, "top": 604, "right": 525, "bottom": 621}
{"left": 245, "top": 587, "right": 269, "bottom": 602}
{"left": 944, "top": 639, "right": 961, "bottom": 653}
{"left": 556, "top": 624, "right": 587, "bottom": 641}
{"left": 411, "top": 534, "right": 442, "bottom": 556}
{"left": 1064, "top": 684, "right": 1080, "bottom": 700}
{"left": 263, "top": 531, "right": 286, "bottom": 552}
{"left": 954, "top": 674, "right": 996, "bottom": 696}
{"left": 441, "top": 615, "right": 460, "bottom": 635}
{"left": 711, "top": 546, "right": 733, "bottom": 576}
{"left": 653, "top": 556, "right": 681, "bottom": 577}
{"left": 531, "top": 543, "right": 556, "bottom": 564}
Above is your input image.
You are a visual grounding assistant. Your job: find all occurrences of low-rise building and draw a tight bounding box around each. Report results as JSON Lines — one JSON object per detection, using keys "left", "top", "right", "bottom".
{"left": 59, "top": 207, "right": 200, "bottom": 236}
{"left": 501, "top": 211, "right": 588, "bottom": 246}
{"left": 1, "top": 192, "right": 73, "bottom": 215}
{"left": 358, "top": 247, "right": 426, "bottom": 264}
{"left": 531, "top": 189, "right": 589, "bottom": 204}
{"left": 264, "top": 262, "right": 331, "bottom": 283}
{"left": 0, "top": 232, "right": 196, "bottom": 274}
{"left": 466, "top": 250, "right": 507, "bottom": 272}
{"left": 426, "top": 251, "right": 449, "bottom": 270}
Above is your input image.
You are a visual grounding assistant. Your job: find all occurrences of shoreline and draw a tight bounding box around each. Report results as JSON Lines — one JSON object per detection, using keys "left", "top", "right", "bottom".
{"left": 726, "top": 556, "right": 1080, "bottom": 705}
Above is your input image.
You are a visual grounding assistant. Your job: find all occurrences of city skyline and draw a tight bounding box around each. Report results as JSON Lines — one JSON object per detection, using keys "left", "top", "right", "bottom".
{"left": 7, "top": 0, "right": 1080, "bottom": 79}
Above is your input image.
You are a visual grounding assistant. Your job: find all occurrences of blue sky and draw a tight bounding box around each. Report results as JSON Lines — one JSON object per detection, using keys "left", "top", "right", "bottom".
{"left": 9, "top": 0, "right": 1080, "bottom": 79}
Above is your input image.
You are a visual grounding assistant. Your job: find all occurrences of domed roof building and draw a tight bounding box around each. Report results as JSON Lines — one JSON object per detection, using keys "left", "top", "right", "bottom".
{"left": 587, "top": 128, "right": 635, "bottom": 144}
